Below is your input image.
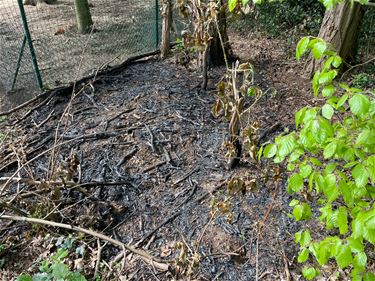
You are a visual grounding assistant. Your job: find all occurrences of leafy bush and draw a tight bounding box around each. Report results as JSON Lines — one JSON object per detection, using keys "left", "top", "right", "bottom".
{"left": 228, "top": 0, "right": 325, "bottom": 36}
{"left": 262, "top": 37, "right": 375, "bottom": 280}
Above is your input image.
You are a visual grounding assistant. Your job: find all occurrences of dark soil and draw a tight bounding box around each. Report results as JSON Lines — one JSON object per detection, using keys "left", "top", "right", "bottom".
{"left": 0, "top": 32, "right": 315, "bottom": 280}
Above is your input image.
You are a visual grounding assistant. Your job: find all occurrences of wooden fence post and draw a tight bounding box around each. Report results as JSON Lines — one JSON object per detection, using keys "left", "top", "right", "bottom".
{"left": 160, "top": 0, "right": 172, "bottom": 59}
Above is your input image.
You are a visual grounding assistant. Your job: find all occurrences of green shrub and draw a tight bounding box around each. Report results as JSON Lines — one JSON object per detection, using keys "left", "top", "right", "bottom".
{"left": 229, "top": 0, "right": 325, "bottom": 36}
{"left": 262, "top": 36, "right": 375, "bottom": 280}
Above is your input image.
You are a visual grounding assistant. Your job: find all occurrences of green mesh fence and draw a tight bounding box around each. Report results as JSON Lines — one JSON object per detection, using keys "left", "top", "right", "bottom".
{"left": 0, "top": 0, "right": 161, "bottom": 95}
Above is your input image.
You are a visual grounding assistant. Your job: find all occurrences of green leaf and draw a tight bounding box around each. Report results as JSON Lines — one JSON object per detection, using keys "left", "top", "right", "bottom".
{"left": 296, "top": 37, "right": 310, "bottom": 60}
{"left": 278, "top": 134, "right": 296, "bottom": 157}
{"left": 302, "top": 267, "right": 320, "bottom": 280}
{"left": 16, "top": 274, "right": 32, "bottom": 281}
{"left": 310, "top": 157, "right": 322, "bottom": 166}
{"left": 288, "top": 173, "right": 304, "bottom": 193}
{"left": 51, "top": 263, "right": 70, "bottom": 279}
{"left": 357, "top": 129, "right": 375, "bottom": 146}
{"left": 323, "top": 141, "right": 337, "bottom": 159}
{"left": 332, "top": 55, "right": 342, "bottom": 68}
{"left": 242, "top": 0, "right": 250, "bottom": 5}
{"left": 228, "top": 0, "right": 237, "bottom": 11}
{"left": 335, "top": 243, "right": 353, "bottom": 269}
{"left": 300, "top": 230, "right": 312, "bottom": 247}
{"left": 337, "top": 206, "right": 348, "bottom": 234}
{"left": 322, "top": 84, "right": 335, "bottom": 97}
{"left": 353, "top": 252, "right": 367, "bottom": 271}
{"left": 289, "top": 199, "right": 300, "bottom": 207}
{"left": 324, "top": 163, "right": 337, "bottom": 175}
{"left": 298, "top": 248, "right": 309, "bottom": 263}
{"left": 324, "top": 174, "right": 338, "bottom": 202}
{"left": 349, "top": 94, "right": 370, "bottom": 118}
{"left": 293, "top": 204, "right": 304, "bottom": 221}
{"left": 300, "top": 164, "right": 313, "bottom": 178}
{"left": 312, "top": 70, "right": 321, "bottom": 96}
{"left": 319, "top": 70, "right": 338, "bottom": 84}
{"left": 322, "top": 103, "right": 335, "bottom": 119}
{"left": 68, "top": 272, "right": 87, "bottom": 281}
{"left": 336, "top": 93, "right": 349, "bottom": 108}
{"left": 352, "top": 163, "right": 369, "bottom": 188}
{"left": 311, "top": 41, "right": 327, "bottom": 60}
{"left": 348, "top": 237, "right": 364, "bottom": 253}
{"left": 363, "top": 272, "right": 375, "bottom": 281}
{"left": 295, "top": 107, "right": 306, "bottom": 128}
{"left": 30, "top": 273, "right": 49, "bottom": 281}
{"left": 293, "top": 203, "right": 312, "bottom": 221}
{"left": 263, "top": 144, "right": 277, "bottom": 158}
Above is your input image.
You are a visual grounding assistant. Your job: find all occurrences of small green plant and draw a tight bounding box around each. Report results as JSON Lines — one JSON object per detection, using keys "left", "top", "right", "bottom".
{"left": 17, "top": 245, "right": 88, "bottom": 281}
{"left": 351, "top": 73, "right": 374, "bottom": 89}
{"left": 261, "top": 36, "right": 374, "bottom": 280}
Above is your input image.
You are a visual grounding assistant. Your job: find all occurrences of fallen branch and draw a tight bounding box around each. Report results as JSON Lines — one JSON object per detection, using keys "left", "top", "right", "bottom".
{"left": 136, "top": 211, "right": 181, "bottom": 247}
{"left": 0, "top": 214, "right": 171, "bottom": 271}
{"left": 0, "top": 129, "right": 134, "bottom": 195}
{"left": 173, "top": 167, "right": 200, "bottom": 185}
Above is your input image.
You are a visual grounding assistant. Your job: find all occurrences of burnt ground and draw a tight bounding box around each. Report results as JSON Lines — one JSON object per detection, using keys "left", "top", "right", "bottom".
{"left": 0, "top": 32, "right": 315, "bottom": 280}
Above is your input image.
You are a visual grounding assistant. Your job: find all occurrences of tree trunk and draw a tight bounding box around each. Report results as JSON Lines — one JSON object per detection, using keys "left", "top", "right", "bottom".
{"left": 307, "top": 0, "right": 364, "bottom": 73}
{"left": 74, "top": 0, "right": 93, "bottom": 34}
{"left": 160, "top": 0, "right": 172, "bottom": 59}
{"left": 209, "top": 0, "right": 232, "bottom": 66}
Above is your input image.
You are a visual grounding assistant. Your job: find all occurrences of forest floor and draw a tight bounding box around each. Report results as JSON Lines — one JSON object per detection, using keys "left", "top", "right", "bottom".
{"left": 0, "top": 29, "right": 326, "bottom": 281}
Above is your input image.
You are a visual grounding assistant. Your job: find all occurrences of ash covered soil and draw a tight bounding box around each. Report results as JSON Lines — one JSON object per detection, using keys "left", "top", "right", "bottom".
{"left": 0, "top": 33, "right": 315, "bottom": 280}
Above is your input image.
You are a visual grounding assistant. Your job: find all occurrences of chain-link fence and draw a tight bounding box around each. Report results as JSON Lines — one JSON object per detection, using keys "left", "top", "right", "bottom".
{"left": 0, "top": 0, "right": 161, "bottom": 96}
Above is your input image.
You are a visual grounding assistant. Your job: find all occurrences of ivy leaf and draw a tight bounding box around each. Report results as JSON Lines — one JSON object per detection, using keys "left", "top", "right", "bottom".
{"left": 335, "top": 244, "right": 353, "bottom": 269}
{"left": 322, "top": 104, "right": 334, "bottom": 120}
{"left": 337, "top": 206, "right": 348, "bottom": 235}
{"left": 352, "top": 163, "right": 369, "bottom": 188}
{"left": 228, "top": 0, "right": 237, "bottom": 11}
{"left": 298, "top": 248, "right": 309, "bottom": 263}
{"left": 296, "top": 37, "right": 310, "bottom": 60}
{"left": 242, "top": 0, "right": 250, "bottom": 5}
{"left": 349, "top": 94, "right": 370, "bottom": 118}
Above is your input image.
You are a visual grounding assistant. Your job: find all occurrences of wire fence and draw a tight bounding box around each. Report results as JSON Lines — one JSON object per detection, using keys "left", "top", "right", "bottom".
{"left": 0, "top": 0, "right": 162, "bottom": 97}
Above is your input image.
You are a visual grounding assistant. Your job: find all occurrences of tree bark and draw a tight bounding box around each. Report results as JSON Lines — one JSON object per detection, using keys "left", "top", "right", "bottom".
{"left": 74, "top": 0, "right": 93, "bottom": 34}
{"left": 160, "top": 0, "right": 172, "bottom": 59}
{"left": 209, "top": 0, "right": 232, "bottom": 66}
{"left": 307, "top": 0, "right": 364, "bottom": 73}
